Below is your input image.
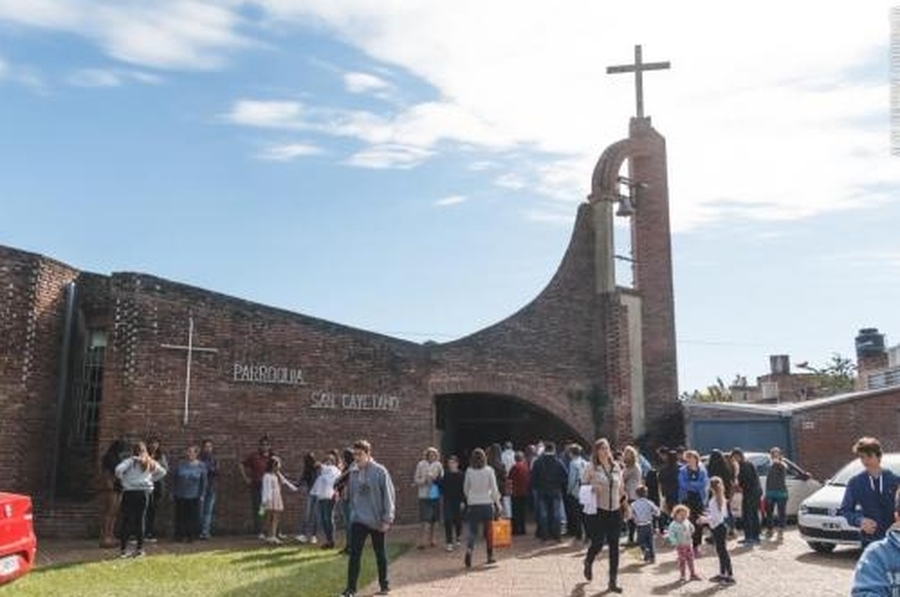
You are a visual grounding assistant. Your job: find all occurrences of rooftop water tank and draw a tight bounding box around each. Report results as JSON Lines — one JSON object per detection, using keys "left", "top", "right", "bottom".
{"left": 855, "top": 328, "right": 886, "bottom": 358}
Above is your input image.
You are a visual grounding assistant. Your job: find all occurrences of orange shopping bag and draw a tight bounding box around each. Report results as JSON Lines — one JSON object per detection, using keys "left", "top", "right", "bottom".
{"left": 489, "top": 518, "right": 512, "bottom": 548}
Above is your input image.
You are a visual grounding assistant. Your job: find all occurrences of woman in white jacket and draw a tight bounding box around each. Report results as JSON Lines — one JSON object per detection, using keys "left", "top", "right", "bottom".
{"left": 463, "top": 447, "right": 501, "bottom": 569}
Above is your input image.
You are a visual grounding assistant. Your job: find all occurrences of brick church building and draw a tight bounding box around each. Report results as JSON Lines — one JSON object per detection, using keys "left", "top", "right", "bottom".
{"left": 0, "top": 111, "right": 680, "bottom": 538}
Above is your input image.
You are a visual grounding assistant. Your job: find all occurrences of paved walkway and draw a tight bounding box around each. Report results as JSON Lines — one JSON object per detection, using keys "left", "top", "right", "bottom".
{"left": 363, "top": 528, "right": 858, "bottom": 597}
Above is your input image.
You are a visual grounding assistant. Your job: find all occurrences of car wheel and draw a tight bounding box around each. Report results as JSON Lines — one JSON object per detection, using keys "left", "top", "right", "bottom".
{"left": 808, "top": 541, "right": 836, "bottom": 553}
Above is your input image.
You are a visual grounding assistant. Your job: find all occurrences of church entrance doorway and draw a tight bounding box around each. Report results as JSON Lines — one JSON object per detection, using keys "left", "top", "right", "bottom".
{"left": 434, "top": 393, "right": 586, "bottom": 464}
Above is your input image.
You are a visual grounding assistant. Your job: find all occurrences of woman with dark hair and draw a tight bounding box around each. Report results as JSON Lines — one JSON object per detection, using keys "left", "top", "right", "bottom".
{"left": 99, "top": 438, "right": 127, "bottom": 548}
{"left": 115, "top": 441, "right": 167, "bottom": 558}
{"left": 706, "top": 449, "right": 734, "bottom": 534}
{"left": 582, "top": 438, "right": 624, "bottom": 593}
{"left": 144, "top": 435, "right": 167, "bottom": 542}
{"left": 658, "top": 449, "right": 680, "bottom": 531}
{"left": 462, "top": 447, "right": 501, "bottom": 569}
{"left": 296, "top": 452, "right": 320, "bottom": 544}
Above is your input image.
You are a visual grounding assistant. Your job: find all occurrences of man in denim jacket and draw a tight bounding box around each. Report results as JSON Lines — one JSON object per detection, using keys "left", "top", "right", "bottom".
{"left": 851, "top": 487, "right": 900, "bottom": 597}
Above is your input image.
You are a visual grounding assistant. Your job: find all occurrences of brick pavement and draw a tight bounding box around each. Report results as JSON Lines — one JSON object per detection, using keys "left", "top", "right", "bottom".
{"left": 34, "top": 526, "right": 859, "bottom": 596}
{"left": 362, "top": 528, "right": 858, "bottom": 597}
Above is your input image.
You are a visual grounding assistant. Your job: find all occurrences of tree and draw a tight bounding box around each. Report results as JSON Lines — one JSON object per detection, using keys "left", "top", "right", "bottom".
{"left": 680, "top": 376, "right": 734, "bottom": 403}
{"left": 796, "top": 353, "right": 856, "bottom": 396}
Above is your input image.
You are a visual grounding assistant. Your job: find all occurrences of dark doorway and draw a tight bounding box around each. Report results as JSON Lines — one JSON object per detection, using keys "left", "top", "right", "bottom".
{"left": 435, "top": 393, "right": 585, "bottom": 463}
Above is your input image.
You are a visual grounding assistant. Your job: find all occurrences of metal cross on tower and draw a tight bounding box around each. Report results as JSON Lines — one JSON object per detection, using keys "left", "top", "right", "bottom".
{"left": 606, "top": 44, "right": 670, "bottom": 119}
{"left": 161, "top": 317, "right": 219, "bottom": 426}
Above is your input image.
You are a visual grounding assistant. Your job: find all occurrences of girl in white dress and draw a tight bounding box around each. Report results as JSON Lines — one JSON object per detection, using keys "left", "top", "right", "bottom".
{"left": 261, "top": 456, "right": 297, "bottom": 544}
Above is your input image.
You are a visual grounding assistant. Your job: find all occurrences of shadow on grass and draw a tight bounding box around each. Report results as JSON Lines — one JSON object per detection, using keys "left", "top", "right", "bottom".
{"left": 219, "top": 543, "right": 411, "bottom": 597}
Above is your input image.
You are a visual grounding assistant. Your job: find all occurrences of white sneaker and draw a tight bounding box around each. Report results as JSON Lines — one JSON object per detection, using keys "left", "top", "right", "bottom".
{"left": 257, "top": 533, "right": 267, "bottom": 540}
{"left": 296, "top": 534, "right": 308, "bottom": 543}
{"left": 445, "top": 544, "right": 454, "bottom": 552}
{"left": 310, "top": 536, "right": 318, "bottom": 545}
{"left": 266, "top": 536, "right": 282, "bottom": 545}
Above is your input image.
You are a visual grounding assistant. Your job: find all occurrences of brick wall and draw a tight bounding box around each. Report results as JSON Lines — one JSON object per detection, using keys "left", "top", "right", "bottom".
{"left": 0, "top": 246, "right": 78, "bottom": 499}
{"left": 792, "top": 389, "right": 900, "bottom": 480}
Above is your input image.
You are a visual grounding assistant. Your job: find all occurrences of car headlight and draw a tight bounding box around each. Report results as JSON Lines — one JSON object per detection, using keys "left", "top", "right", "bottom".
{"left": 798, "top": 504, "right": 808, "bottom": 515}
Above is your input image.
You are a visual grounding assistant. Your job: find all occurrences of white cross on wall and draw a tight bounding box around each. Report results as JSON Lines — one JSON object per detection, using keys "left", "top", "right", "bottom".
{"left": 161, "top": 317, "right": 219, "bottom": 426}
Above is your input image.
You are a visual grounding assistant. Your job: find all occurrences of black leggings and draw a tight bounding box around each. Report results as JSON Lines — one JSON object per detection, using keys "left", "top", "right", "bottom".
{"left": 712, "top": 524, "right": 733, "bottom": 576}
{"left": 120, "top": 490, "right": 150, "bottom": 551}
{"left": 584, "top": 509, "right": 622, "bottom": 584}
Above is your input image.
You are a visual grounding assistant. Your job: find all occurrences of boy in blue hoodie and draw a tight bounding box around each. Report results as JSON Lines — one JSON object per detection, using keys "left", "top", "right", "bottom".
{"left": 839, "top": 437, "right": 900, "bottom": 548}
{"left": 851, "top": 487, "right": 900, "bottom": 596}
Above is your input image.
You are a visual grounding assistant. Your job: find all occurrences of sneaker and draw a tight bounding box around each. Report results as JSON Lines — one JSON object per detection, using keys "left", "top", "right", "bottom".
{"left": 118, "top": 551, "right": 130, "bottom": 559}
{"left": 720, "top": 576, "right": 736, "bottom": 585}
{"left": 338, "top": 591, "right": 355, "bottom": 597}
{"left": 690, "top": 574, "right": 702, "bottom": 581}
{"left": 199, "top": 534, "right": 210, "bottom": 540}
{"left": 131, "top": 550, "right": 145, "bottom": 559}
{"left": 266, "top": 536, "right": 282, "bottom": 545}
{"left": 375, "top": 588, "right": 390, "bottom": 595}
{"left": 608, "top": 583, "right": 623, "bottom": 593}
{"left": 486, "top": 557, "right": 497, "bottom": 564}
{"left": 445, "top": 544, "right": 454, "bottom": 552}
{"left": 144, "top": 536, "right": 157, "bottom": 544}
{"left": 710, "top": 575, "right": 724, "bottom": 582}
{"left": 310, "top": 536, "right": 318, "bottom": 545}
{"left": 258, "top": 533, "right": 267, "bottom": 540}
{"left": 296, "top": 534, "right": 308, "bottom": 544}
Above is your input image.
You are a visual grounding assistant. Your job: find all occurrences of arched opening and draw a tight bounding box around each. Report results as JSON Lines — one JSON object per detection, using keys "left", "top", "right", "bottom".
{"left": 434, "top": 393, "right": 586, "bottom": 462}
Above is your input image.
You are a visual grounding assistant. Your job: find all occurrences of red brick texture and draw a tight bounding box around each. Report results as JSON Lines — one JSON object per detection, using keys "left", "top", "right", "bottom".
{"left": 0, "top": 121, "right": 682, "bottom": 538}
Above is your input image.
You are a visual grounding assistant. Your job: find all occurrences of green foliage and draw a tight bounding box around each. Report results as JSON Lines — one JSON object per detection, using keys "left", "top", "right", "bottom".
{"left": 679, "top": 376, "right": 734, "bottom": 403}
{"left": 0, "top": 542, "right": 409, "bottom": 597}
{"left": 797, "top": 353, "right": 857, "bottom": 395}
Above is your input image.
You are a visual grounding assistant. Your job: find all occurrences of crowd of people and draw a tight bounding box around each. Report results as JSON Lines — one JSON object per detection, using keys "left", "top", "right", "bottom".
{"left": 96, "top": 432, "right": 900, "bottom": 596}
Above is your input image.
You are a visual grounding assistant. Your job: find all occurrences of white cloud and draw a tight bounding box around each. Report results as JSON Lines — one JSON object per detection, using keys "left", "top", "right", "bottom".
{"left": 345, "top": 144, "right": 432, "bottom": 169}
{"left": 226, "top": 100, "right": 305, "bottom": 128}
{"left": 0, "top": 56, "right": 7, "bottom": 79}
{"left": 257, "top": 142, "right": 323, "bottom": 161}
{"left": 434, "top": 194, "right": 467, "bottom": 207}
{"left": 67, "top": 68, "right": 120, "bottom": 87}
{"left": 251, "top": 1, "right": 900, "bottom": 231}
{"left": 0, "top": 1, "right": 252, "bottom": 70}
{"left": 494, "top": 173, "right": 526, "bottom": 190}
{"left": 343, "top": 71, "right": 391, "bottom": 94}
{"left": 66, "top": 67, "right": 164, "bottom": 87}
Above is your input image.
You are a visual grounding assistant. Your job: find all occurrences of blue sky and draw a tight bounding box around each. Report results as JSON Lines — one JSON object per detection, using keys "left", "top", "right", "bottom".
{"left": 1, "top": 1, "right": 898, "bottom": 394}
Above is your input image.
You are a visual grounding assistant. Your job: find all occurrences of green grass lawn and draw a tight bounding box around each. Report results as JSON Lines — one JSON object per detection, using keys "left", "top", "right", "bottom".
{"left": 0, "top": 543, "right": 409, "bottom": 597}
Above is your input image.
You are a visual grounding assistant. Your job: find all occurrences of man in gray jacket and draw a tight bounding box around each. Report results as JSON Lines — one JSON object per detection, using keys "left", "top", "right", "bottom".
{"left": 340, "top": 439, "right": 396, "bottom": 597}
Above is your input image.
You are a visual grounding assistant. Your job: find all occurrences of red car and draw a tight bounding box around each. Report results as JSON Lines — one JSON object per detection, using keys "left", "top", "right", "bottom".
{"left": 0, "top": 493, "right": 37, "bottom": 584}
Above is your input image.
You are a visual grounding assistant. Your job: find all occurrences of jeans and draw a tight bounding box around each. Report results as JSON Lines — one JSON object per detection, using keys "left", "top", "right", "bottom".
{"left": 301, "top": 494, "right": 319, "bottom": 536}
{"left": 536, "top": 492, "right": 562, "bottom": 540}
{"left": 200, "top": 489, "right": 216, "bottom": 537}
{"left": 765, "top": 495, "right": 787, "bottom": 530}
{"left": 443, "top": 499, "right": 463, "bottom": 544}
{"left": 346, "top": 522, "right": 388, "bottom": 593}
{"left": 637, "top": 523, "right": 654, "bottom": 561}
{"left": 318, "top": 499, "right": 335, "bottom": 544}
{"left": 465, "top": 504, "right": 494, "bottom": 554}
{"left": 584, "top": 509, "right": 621, "bottom": 585}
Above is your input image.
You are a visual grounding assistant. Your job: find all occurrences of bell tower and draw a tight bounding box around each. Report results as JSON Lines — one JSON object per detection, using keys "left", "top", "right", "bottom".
{"left": 589, "top": 45, "right": 678, "bottom": 440}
